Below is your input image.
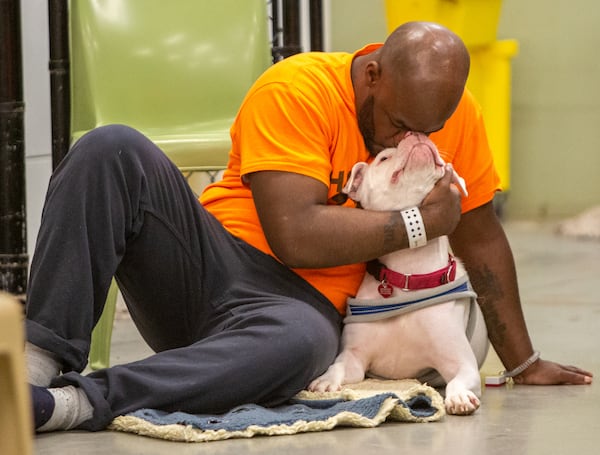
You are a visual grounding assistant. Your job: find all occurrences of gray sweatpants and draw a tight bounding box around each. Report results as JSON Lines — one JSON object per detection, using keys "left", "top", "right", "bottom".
{"left": 25, "top": 125, "right": 342, "bottom": 431}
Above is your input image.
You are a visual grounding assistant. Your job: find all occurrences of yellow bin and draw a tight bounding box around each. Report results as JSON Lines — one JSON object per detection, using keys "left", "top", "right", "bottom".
{"left": 467, "top": 40, "right": 518, "bottom": 191}
{"left": 384, "top": 0, "right": 503, "bottom": 48}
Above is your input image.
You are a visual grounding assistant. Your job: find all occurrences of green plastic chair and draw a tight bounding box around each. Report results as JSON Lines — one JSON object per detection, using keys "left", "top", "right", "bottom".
{"left": 68, "top": 0, "right": 272, "bottom": 370}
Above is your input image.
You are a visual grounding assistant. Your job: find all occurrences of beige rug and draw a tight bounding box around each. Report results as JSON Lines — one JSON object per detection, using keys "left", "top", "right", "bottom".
{"left": 109, "top": 379, "right": 445, "bottom": 443}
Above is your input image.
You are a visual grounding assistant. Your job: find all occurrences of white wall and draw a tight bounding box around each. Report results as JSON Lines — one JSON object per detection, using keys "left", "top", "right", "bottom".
{"left": 21, "top": 0, "right": 53, "bottom": 253}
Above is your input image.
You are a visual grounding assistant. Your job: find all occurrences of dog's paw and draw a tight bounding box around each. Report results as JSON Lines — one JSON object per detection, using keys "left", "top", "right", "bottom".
{"left": 444, "top": 391, "right": 480, "bottom": 415}
{"left": 307, "top": 375, "right": 343, "bottom": 393}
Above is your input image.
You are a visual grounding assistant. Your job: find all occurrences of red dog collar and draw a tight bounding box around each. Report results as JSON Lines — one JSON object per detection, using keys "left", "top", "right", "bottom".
{"left": 366, "top": 255, "right": 457, "bottom": 298}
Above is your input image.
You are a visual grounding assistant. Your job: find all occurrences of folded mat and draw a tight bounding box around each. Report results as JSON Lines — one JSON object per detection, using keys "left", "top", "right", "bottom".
{"left": 108, "top": 379, "right": 445, "bottom": 442}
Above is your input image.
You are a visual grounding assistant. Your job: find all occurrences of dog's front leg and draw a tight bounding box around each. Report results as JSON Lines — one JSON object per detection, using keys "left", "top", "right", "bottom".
{"left": 443, "top": 367, "right": 482, "bottom": 415}
{"left": 308, "top": 348, "right": 368, "bottom": 392}
{"left": 419, "top": 300, "right": 483, "bottom": 415}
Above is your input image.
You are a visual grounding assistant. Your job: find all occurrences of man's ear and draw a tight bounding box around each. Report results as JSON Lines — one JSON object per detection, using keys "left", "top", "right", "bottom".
{"left": 343, "top": 162, "right": 368, "bottom": 201}
{"left": 365, "top": 60, "right": 382, "bottom": 87}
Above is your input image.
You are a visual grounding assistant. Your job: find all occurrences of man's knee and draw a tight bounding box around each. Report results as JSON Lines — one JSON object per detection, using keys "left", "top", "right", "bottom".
{"left": 251, "top": 307, "right": 339, "bottom": 406}
{"left": 62, "top": 124, "right": 167, "bottom": 181}
{"left": 72, "top": 124, "right": 153, "bottom": 161}
{"left": 276, "top": 306, "right": 340, "bottom": 378}
{"left": 74, "top": 124, "right": 145, "bottom": 150}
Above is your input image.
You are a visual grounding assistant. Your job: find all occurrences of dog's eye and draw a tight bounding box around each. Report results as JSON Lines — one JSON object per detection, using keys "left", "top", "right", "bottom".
{"left": 379, "top": 156, "right": 388, "bottom": 162}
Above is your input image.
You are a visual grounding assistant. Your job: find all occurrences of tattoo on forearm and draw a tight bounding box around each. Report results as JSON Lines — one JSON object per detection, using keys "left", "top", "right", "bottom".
{"left": 384, "top": 211, "right": 403, "bottom": 248}
{"left": 470, "top": 264, "right": 508, "bottom": 348}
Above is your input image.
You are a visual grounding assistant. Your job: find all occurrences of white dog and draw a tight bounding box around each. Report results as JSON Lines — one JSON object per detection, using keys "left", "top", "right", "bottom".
{"left": 309, "top": 132, "right": 489, "bottom": 415}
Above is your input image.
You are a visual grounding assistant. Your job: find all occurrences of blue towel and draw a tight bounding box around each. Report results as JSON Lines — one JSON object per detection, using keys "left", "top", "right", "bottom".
{"left": 127, "top": 393, "right": 436, "bottom": 432}
{"left": 109, "top": 381, "right": 445, "bottom": 442}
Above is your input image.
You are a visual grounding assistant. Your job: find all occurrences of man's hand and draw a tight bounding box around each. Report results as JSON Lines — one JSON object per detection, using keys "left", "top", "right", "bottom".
{"left": 420, "top": 164, "right": 463, "bottom": 239}
{"left": 513, "top": 358, "right": 593, "bottom": 385}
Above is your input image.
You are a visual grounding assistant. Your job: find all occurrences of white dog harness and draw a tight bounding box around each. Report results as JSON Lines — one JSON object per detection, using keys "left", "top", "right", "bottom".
{"left": 345, "top": 274, "right": 477, "bottom": 323}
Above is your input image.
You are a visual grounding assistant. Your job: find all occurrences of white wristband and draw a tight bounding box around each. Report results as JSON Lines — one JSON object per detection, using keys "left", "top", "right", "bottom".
{"left": 401, "top": 207, "right": 427, "bottom": 249}
{"left": 502, "top": 351, "right": 541, "bottom": 378}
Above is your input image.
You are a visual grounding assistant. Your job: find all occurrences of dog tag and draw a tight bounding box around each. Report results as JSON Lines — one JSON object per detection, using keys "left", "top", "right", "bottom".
{"left": 378, "top": 281, "right": 394, "bottom": 298}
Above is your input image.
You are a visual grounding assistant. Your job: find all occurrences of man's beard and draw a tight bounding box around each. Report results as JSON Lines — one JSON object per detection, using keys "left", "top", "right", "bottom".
{"left": 357, "top": 95, "right": 378, "bottom": 157}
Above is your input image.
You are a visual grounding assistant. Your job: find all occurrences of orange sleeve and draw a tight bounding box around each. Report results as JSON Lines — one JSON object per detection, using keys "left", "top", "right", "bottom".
{"left": 235, "top": 82, "right": 335, "bottom": 188}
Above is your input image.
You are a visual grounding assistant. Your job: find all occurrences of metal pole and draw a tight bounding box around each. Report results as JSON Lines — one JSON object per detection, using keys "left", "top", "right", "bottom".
{"left": 309, "top": 0, "right": 323, "bottom": 51}
{"left": 282, "top": 0, "right": 301, "bottom": 57}
{"left": 48, "top": 0, "right": 70, "bottom": 169}
{"left": 272, "top": 0, "right": 302, "bottom": 62}
{"left": 0, "top": 0, "right": 28, "bottom": 298}
{"left": 270, "top": 0, "right": 281, "bottom": 63}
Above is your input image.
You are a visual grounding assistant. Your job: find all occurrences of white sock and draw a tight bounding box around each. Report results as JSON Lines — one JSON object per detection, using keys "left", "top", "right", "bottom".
{"left": 26, "top": 342, "right": 62, "bottom": 387}
{"left": 37, "top": 386, "right": 94, "bottom": 432}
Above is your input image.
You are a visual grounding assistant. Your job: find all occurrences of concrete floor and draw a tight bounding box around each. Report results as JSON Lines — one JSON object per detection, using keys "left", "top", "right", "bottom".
{"left": 33, "top": 220, "right": 600, "bottom": 454}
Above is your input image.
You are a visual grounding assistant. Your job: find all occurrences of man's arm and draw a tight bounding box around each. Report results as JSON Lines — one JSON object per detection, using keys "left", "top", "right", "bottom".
{"left": 247, "top": 166, "right": 461, "bottom": 268}
{"left": 449, "top": 201, "right": 593, "bottom": 384}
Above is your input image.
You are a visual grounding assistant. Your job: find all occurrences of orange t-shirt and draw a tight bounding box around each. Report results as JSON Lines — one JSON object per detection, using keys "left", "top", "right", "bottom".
{"left": 201, "top": 44, "right": 500, "bottom": 314}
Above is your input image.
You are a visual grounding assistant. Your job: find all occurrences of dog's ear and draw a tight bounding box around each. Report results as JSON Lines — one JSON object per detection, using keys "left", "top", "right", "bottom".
{"left": 343, "top": 162, "right": 368, "bottom": 201}
{"left": 450, "top": 168, "right": 468, "bottom": 197}
{"left": 432, "top": 143, "right": 468, "bottom": 197}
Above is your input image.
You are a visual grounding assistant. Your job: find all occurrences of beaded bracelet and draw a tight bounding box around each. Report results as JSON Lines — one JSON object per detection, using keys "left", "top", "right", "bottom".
{"left": 401, "top": 207, "right": 427, "bottom": 249}
{"left": 502, "top": 351, "right": 541, "bottom": 378}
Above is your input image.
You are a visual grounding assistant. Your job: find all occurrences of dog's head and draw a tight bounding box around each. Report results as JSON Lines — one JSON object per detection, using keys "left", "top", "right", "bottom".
{"left": 343, "top": 132, "right": 467, "bottom": 211}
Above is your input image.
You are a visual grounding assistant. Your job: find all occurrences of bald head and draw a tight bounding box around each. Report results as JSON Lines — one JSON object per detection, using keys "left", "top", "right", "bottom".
{"left": 379, "top": 22, "right": 470, "bottom": 125}
{"left": 381, "top": 22, "right": 470, "bottom": 82}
